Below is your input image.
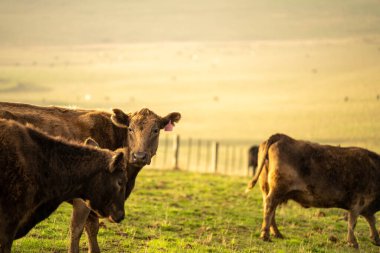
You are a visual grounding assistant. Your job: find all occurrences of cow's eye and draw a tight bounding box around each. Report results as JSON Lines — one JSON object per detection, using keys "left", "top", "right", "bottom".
{"left": 153, "top": 128, "right": 159, "bottom": 134}
{"left": 128, "top": 127, "right": 133, "bottom": 133}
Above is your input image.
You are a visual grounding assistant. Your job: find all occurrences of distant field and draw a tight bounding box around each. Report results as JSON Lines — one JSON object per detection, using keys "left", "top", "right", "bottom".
{"left": 0, "top": 41, "right": 379, "bottom": 151}
{"left": 12, "top": 169, "right": 379, "bottom": 253}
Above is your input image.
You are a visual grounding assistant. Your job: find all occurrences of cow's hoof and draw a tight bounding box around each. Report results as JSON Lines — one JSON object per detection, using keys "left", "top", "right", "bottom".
{"left": 260, "top": 233, "right": 271, "bottom": 242}
{"left": 348, "top": 241, "right": 359, "bottom": 249}
{"left": 371, "top": 238, "right": 380, "bottom": 246}
{"left": 273, "top": 233, "right": 284, "bottom": 239}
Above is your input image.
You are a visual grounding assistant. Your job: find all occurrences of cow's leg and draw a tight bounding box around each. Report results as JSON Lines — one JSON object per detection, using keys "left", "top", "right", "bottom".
{"left": 270, "top": 210, "right": 284, "bottom": 239}
{"left": 262, "top": 191, "right": 283, "bottom": 239}
{"left": 0, "top": 240, "right": 12, "bottom": 253}
{"left": 0, "top": 226, "right": 15, "bottom": 253}
{"left": 260, "top": 177, "right": 283, "bottom": 240}
{"left": 84, "top": 212, "right": 100, "bottom": 253}
{"left": 69, "top": 199, "right": 91, "bottom": 253}
{"left": 363, "top": 213, "right": 380, "bottom": 246}
{"left": 0, "top": 237, "right": 13, "bottom": 253}
{"left": 347, "top": 210, "right": 359, "bottom": 248}
{"left": 260, "top": 192, "right": 279, "bottom": 241}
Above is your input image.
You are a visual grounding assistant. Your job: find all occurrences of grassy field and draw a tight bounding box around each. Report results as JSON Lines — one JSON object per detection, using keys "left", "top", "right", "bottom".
{"left": 1, "top": 1, "right": 380, "bottom": 252}
{"left": 11, "top": 169, "right": 379, "bottom": 253}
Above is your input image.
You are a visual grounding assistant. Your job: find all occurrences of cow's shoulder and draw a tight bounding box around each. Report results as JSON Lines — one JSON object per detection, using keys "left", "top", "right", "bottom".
{"left": 78, "top": 110, "right": 112, "bottom": 125}
{"left": 77, "top": 110, "right": 126, "bottom": 149}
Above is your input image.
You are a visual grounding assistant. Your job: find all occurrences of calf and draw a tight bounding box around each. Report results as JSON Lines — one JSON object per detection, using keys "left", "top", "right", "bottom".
{"left": 246, "top": 133, "right": 380, "bottom": 248}
{"left": 0, "top": 119, "right": 128, "bottom": 253}
{"left": 0, "top": 102, "right": 181, "bottom": 253}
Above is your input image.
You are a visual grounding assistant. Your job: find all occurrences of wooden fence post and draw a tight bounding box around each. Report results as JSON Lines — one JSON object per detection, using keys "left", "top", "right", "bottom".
{"left": 172, "top": 134, "right": 180, "bottom": 170}
{"left": 210, "top": 141, "right": 219, "bottom": 173}
{"left": 196, "top": 139, "right": 202, "bottom": 169}
{"left": 245, "top": 147, "right": 250, "bottom": 177}
{"left": 231, "top": 146, "right": 236, "bottom": 175}
{"left": 187, "top": 138, "right": 192, "bottom": 170}
{"left": 224, "top": 145, "right": 230, "bottom": 175}
{"left": 238, "top": 147, "right": 244, "bottom": 177}
{"left": 205, "top": 141, "right": 211, "bottom": 172}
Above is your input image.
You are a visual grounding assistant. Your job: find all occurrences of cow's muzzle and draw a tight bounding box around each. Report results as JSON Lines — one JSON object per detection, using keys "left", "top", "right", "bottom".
{"left": 131, "top": 152, "right": 149, "bottom": 165}
{"left": 109, "top": 211, "right": 125, "bottom": 223}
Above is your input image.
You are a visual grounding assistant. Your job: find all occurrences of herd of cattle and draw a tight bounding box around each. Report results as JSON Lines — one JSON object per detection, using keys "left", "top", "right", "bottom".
{"left": 0, "top": 101, "right": 379, "bottom": 252}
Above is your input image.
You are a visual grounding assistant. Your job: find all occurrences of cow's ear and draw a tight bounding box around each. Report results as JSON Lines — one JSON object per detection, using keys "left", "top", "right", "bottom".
{"left": 160, "top": 112, "right": 181, "bottom": 129}
{"left": 109, "top": 151, "right": 124, "bottom": 173}
{"left": 111, "top": 109, "right": 130, "bottom": 128}
{"left": 84, "top": 137, "right": 99, "bottom": 147}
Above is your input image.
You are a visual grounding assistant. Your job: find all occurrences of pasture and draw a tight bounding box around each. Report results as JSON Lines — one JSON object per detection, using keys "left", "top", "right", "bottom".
{"left": 1, "top": 40, "right": 380, "bottom": 253}
{"left": 1, "top": 1, "right": 380, "bottom": 251}
{"left": 12, "top": 169, "right": 377, "bottom": 253}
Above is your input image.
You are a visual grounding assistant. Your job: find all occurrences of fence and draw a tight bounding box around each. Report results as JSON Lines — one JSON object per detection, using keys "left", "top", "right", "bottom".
{"left": 146, "top": 133, "right": 258, "bottom": 177}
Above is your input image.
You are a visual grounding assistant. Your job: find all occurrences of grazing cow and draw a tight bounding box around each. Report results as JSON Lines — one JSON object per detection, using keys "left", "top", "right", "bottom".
{"left": 248, "top": 145, "right": 259, "bottom": 175}
{"left": 0, "top": 119, "right": 128, "bottom": 253}
{"left": 0, "top": 102, "right": 181, "bottom": 253}
{"left": 246, "top": 133, "right": 380, "bottom": 248}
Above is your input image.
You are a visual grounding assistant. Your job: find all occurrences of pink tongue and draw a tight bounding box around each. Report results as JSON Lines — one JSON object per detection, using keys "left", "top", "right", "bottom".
{"left": 164, "top": 121, "right": 174, "bottom": 131}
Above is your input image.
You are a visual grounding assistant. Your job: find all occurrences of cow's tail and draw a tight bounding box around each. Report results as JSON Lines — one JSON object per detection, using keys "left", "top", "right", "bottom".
{"left": 245, "top": 134, "right": 283, "bottom": 193}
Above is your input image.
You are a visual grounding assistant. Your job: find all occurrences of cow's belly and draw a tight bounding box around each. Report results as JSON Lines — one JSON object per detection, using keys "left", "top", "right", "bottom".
{"left": 287, "top": 189, "right": 349, "bottom": 209}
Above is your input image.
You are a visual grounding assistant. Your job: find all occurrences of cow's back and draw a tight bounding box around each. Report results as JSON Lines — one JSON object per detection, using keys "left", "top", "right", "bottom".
{"left": 0, "top": 102, "right": 125, "bottom": 150}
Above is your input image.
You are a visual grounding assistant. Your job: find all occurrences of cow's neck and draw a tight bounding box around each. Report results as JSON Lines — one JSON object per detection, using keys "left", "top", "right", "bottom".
{"left": 97, "top": 124, "right": 127, "bottom": 150}
{"left": 124, "top": 163, "right": 143, "bottom": 199}
{"left": 128, "top": 164, "right": 143, "bottom": 179}
{"left": 115, "top": 125, "right": 128, "bottom": 148}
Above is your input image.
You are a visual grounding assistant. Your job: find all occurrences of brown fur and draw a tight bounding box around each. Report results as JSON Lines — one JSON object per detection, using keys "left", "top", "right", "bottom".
{"left": 0, "top": 119, "right": 128, "bottom": 253}
{"left": 246, "top": 133, "right": 380, "bottom": 248}
{"left": 248, "top": 145, "right": 259, "bottom": 175}
{"left": 0, "top": 101, "right": 181, "bottom": 253}
{"left": 0, "top": 102, "right": 126, "bottom": 150}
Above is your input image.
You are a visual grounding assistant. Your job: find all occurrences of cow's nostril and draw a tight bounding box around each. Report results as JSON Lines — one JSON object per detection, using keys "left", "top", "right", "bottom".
{"left": 133, "top": 152, "right": 147, "bottom": 160}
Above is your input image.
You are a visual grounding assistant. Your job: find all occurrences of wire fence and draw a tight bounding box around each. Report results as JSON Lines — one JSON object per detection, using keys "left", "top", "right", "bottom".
{"left": 146, "top": 133, "right": 258, "bottom": 177}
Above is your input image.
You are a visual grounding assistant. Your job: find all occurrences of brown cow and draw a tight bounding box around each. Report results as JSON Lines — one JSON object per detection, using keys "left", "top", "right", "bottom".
{"left": 248, "top": 145, "right": 259, "bottom": 176}
{"left": 0, "top": 119, "right": 128, "bottom": 253}
{"left": 0, "top": 102, "right": 181, "bottom": 253}
{"left": 246, "top": 133, "right": 380, "bottom": 248}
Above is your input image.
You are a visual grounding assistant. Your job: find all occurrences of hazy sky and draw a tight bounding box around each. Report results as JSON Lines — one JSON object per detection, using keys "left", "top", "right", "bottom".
{"left": 1, "top": 0, "right": 379, "bottom": 45}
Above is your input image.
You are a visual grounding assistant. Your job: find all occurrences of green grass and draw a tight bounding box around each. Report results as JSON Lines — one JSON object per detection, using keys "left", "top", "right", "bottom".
{"left": 12, "top": 169, "right": 380, "bottom": 252}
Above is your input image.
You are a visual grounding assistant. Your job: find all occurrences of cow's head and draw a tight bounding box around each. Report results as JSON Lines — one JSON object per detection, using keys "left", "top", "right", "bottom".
{"left": 84, "top": 138, "right": 128, "bottom": 223}
{"left": 111, "top": 108, "right": 181, "bottom": 166}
